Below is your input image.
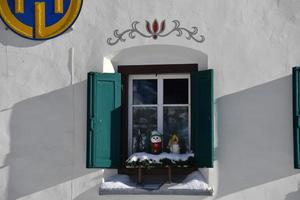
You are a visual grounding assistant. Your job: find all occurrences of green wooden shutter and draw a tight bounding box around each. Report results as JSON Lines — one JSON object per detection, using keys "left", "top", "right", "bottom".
{"left": 87, "top": 72, "right": 121, "bottom": 168}
{"left": 293, "top": 67, "right": 300, "bottom": 169}
{"left": 191, "top": 69, "right": 214, "bottom": 168}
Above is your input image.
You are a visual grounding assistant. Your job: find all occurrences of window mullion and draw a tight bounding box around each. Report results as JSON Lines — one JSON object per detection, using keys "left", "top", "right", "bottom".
{"left": 188, "top": 76, "right": 191, "bottom": 151}
{"left": 157, "top": 76, "right": 163, "bottom": 134}
{"left": 128, "top": 77, "right": 133, "bottom": 156}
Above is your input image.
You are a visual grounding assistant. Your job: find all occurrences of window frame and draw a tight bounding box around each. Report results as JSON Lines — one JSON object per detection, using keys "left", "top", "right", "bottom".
{"left": 128, "top": 74, "right": 191, "bottom": 155}
{"left": 118, "top": 64, "right": 198, "bottom": 166}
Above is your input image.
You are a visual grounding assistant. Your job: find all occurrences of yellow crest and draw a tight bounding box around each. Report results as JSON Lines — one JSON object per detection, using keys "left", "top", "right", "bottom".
{"left": 0, "top": 0, "right": 83, "bottom": 40}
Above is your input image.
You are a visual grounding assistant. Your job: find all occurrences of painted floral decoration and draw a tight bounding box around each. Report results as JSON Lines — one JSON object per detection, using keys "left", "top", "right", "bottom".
{"left": 107, "top": 19, "right": 205, "bottom": 45}
{"left": 145, "top": 19, "right": 166, "bottom": 39}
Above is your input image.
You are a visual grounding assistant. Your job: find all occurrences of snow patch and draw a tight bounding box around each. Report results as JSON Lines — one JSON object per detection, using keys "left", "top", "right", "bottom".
{"left": 126, "top": 152, "right": 194, "bottom": 164}
{"left": 101, "top": 175, "right": 136, "bottom": 189}
{"left": 100, "top": 171, "right": 213, "bottom": 195}
{"left": 168, "top": 171, "right": 212, "bottom": 191}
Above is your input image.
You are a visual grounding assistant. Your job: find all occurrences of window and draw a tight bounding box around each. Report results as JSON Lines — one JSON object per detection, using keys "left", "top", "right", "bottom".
{"left": 128, "top": 74, "right": 191, "bottom": 155}
{"left": 86, "top": 64, "right": 214, "bottom": 169}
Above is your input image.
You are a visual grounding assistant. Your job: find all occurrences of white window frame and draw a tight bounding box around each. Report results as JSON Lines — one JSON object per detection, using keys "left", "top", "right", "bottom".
{"left": 128, "top": 73, "right": 191, "bottom": 156}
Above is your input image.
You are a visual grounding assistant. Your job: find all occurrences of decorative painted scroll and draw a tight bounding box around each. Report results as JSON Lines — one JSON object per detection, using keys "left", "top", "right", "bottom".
{"left": 107, "top": 19, "right": 205, "bottom": 45}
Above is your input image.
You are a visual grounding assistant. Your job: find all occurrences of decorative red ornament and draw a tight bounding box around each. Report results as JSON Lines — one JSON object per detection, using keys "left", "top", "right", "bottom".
{"left": 160, "top": 20, "right": 166, "bottom": 33}
{"left": 145, "top": 19, "right": 166, "bottom": 40}
{"left": 152, "top": 19, "right": 159, "bottom": 33}
{"left": 107, "top": 19, "right": 205, "bottom": 45}
{"left": 146, "top": 21, "right": 151, "bottom": 34}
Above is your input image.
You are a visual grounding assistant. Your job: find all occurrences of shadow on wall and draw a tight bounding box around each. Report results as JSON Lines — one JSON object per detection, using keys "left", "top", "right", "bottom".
{"left": 286, "top": 182, "right": 300, "bottom": 200}
{"left": 216, "top": 75, "right": 300, "bottom": 197}
{"left": 0, "top": 20, "right": 43, "bottom": 47}
{"left": 5, "top": 81, "right": 102, "bottom": 200}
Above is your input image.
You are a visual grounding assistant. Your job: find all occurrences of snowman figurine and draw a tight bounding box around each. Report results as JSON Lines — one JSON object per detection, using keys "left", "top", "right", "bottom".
{"left": 150, "top": 131, "right": 162, "bottom": 154}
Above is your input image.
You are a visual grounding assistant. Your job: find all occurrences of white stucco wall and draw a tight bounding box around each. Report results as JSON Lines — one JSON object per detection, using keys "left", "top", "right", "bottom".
{"left": 1, "top": 0, "right": 300, "bottom": 199}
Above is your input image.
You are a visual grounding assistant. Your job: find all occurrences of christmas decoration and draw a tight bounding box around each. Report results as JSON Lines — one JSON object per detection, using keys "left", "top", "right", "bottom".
{"left": 125, "top": 152, "right": 195, "bottom": 169}
{"left": 134, "top": 129, "right": 146, "bottom": 152}
{"left": 168, "top": 132, "right": 180, "bottom": 154}
{"left": 150, "top": 131, "right": 162, "bottom": 154}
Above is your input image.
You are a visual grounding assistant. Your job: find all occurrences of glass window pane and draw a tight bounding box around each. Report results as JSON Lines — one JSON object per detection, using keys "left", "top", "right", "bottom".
{"left": 133, "top": 80, "right": 157, "bottom": 105}
{"left": 164, "top": 79, "right": 188, "bottom": 104}
{"left": 132, "top": 107, "right": 157, "bottom": 153}
{"left": 163, "top": 106, "right": 189, "bottom": 153}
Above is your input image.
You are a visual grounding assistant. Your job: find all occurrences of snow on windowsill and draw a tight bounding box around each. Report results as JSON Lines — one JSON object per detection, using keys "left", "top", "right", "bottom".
{"left": 168, "top": 171, "right": 213, "bottom": 191}
{"left": 101, "top": 175, "right": 136, "bottom": 189}
{"left": 100, "top": 171, "right": 213, "bottom": 196}
{"left": 125, "top": 152, "right": 194, "bottom": 167}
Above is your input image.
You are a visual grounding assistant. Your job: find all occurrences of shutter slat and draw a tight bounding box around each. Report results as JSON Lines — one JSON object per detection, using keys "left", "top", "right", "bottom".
{"left": 87, "top": 72, "right": 121, "bottom": 168}
{"left": 191, "top": 69, "right": 214, "bottom": 168}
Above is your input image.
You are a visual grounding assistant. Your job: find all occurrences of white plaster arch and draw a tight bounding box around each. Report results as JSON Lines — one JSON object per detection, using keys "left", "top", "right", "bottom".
{"left": 102, "top": 45, "right": 208, "bottom": 72}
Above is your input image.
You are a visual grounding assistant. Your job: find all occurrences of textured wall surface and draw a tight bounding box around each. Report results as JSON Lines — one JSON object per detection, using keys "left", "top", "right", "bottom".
{"left": 1, "top": 0, "right": 300, "bottom": 199}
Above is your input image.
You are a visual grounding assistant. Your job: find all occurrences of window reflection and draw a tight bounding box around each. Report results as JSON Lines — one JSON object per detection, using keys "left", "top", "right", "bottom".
{"left": 132, "top": 107, "right": 157, "bottom": 153}
{"left": 133, "top": 80, "right": 157, "bottom": 105}
{"left": 164, "top": 79, "right": 188, "bottom": 104}
{"left": 163, "top": 106, "right": 189, "bottom": 153}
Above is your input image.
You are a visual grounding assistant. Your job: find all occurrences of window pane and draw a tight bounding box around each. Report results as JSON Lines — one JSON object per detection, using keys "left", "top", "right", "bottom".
{"left": 133, "top": 80, "right": 157, "bottom": 105}
{"left": 132, "top": 107, "right": 157, "bottom": 153}
{"left": 163, "top": 106, "right": 189, "bottom": 153}
{"left": 164, "top": 79, "right": 188, "bottom": 104}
